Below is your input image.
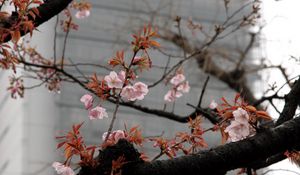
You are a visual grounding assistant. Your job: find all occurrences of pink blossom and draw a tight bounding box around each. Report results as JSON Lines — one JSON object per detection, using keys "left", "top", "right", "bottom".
{"left": 75, "top": 9, "right": 90, "bottom": 19}
{"left": 118, "top": 70, "right": 126, "bottom": 83}
{"left": 121, "top": 85, "right": 136, "bottom": 101}
{"left": 52, "top": 162, "right": 75, "bottom": 175}
{"left": 104, "top": 71, "right": 123, "bottom": 89}
{"left": 121, "top": 82, "right": 149, "bottom": 101}
{"left": 132, "top": 56, "right": 143, "bottom": 64}
{"left": 164, "top": 90, "right": 182, "bottom": 102}
{"left": 88, "top": 106, "right": 108, "bottom": 120}
{"left": 80, "top": 94, "right": 93, "bottom": 110}
{"left": 177, "top": 81, "right": 190, "bottom": 93}
{"left": 209, "top": 100, "right": 218, "bottom": 109}
{"left": 102, "top": 130, "right": 126, "bottom": 143}
{"left": 133, "top": 82, "right": 149, "bottom": 100}
{"left": 232, "top": 108, "right": 249, "bottom": 124}
{"left": 224, "top": 121, "right": 250, "bottom": 142}
{"left": 170, "top": 74, "right": 185, "bottom": 86}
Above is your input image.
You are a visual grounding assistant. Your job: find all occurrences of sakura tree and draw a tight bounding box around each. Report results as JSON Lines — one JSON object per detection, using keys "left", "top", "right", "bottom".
{"left": 0, "top": 0, "right": 300, "bottom": 175}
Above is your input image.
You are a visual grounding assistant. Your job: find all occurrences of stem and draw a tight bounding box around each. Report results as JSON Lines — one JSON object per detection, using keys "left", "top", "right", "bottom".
{"left": 105, "top": 50, "right": 139, "bottom": 141}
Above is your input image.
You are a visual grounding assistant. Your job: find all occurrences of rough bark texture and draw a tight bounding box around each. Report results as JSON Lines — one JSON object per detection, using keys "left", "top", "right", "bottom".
{"left": 122, "top": 117, "right": 300, "bottom": 175}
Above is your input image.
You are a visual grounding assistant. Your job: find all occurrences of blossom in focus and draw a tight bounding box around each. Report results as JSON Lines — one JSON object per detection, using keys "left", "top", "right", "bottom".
{"left": 102, "top": 130, "right": 126, "bottom": 143}
{"left": 121, "top": 82, "right": 149, "bottom": 101}
{"left": 209, "top": 100, "right": 218, "bottom": 109}
{"left": 164, "top": 90, "right": 182, "bottom": 102}
{"left": 80, "top": 94, "right": 93, "bottom": 110}
{"left": 224, "top": 121, "right": 250, "bottom": 142}
{"left": 177, "top": 81, "right": 190, "bottom": 93}
{"left": 88, "top": 106, "right": 108, "bottom": 120}
{"left": 170, "top": 73, "right": 185, "bottom": 86}
{"left": 224, "top": 108, "right": 251, "bottom": 142}
{"left": 75, "top": 9, "right": 90, "bottom": 19}
{"left": 52, "top": 162, "right": 75, "bottom": 175}
{"left": 104, "top": 71, "right": 123, "bottom": 89}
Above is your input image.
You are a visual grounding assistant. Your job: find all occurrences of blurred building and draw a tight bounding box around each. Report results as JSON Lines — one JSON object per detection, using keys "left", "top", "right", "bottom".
{"left": 0, "top": 0, "right": 256, "bottom": 174}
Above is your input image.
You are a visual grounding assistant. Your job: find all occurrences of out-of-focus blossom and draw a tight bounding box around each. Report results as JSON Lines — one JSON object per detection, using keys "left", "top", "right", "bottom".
{"left": 102, "top": 130, "right": 126, "bottom": 143}
{"left": 209, "top": 100, "right": 218, "bottom": 109}
{"left": 88, "top": 106, "right": 108, "bottom": 120}
{"left": 52, "top": 162, "right": 75, "bottom": 175}
{"left": 75, "top": 9, "right": 90, "bottom": 19}
{"left": 177, "top": 81, "right": 190, "bottom": 93}
{"left": 104, "top": 71, "right": 123, "bottom": 89}
{"left": 80, "top": 94, "right": 93, "bottom": 110}
{"left": 170, "top": 73, "right": 185, "bottom": 86}
{"left": 118, "top": 70, "right": 126, "bottom": 83}
{"left": 164, "top": 90, "right": 182, "bottom": 102}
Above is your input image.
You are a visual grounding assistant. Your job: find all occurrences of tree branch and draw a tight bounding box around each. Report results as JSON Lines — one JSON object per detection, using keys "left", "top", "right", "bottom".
{"left": 122, "top": 117, "right": 300, "bottom": 175}
{"left": 2, "top": 0, "right": 73, "bottom": 43}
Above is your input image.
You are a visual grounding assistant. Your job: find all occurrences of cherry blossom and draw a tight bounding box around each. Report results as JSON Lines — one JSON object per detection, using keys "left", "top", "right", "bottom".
{"left": 232, "top": 108, "right": 249, "bottom": 124}
{"left": 164, "top": 90, "right": 183, "bottom": 102}
{"left": 52, "top": 162, "right": 75, "bottom": 175}
{"left": 80, "top": 94, "right": 93, "bottom": 110}
{"left": 133, "top": 82, "right": 149, "bottom": 100}
{"left": 224, "top": 121, "right": 250, "bottom": 142}
{"left": 118, "top": 70, "right": 126, "bottom": 83}
{"left": 75, "top": 9, "right": 90, "bottom": 19}
{"left": 88, "top": 106, "right": 108, "bottom": 120}
{"left": 209, "top": 100, "right": 218, "bottom": 109}
{"left": 177, "top": 81, "right": 190, "bottom": 93}
{"left": 104, "top": 71, "right": 123, "bottom": 89}
{"left": 102, "top": 130, "right": 126, "bottom": 143}
{"left": 121, "top": 82, "right": 149, "bottom": 101}
{"left": 120, "top": 85, "right": 136, "bottom": 101}
{"left": 170, "top": 73, "right": 185, "bottom": 86}
{"left": 224, "top": 108, "right": 251, "bottom": 142}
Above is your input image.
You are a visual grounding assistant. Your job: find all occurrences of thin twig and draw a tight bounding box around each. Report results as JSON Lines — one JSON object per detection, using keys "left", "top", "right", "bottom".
{"left": 197, "top": 76, "right": 210, "bottom": 107}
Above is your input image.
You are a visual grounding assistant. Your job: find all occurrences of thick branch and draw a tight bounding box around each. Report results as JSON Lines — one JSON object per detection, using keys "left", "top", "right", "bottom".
{"left": 276, "top": 78, "right": 300, "bottom": 126}
{"left": 123, "top": 117, "right": 300, "bottom": 175}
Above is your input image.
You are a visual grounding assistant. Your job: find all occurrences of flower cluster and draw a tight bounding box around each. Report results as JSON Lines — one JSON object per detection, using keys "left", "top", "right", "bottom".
{"left": 164, "top": 72, "right": 190, "bottom": 102}
{"left": 121, "top": 82, "right": 148, "bottom": 101}
{"left": 215, "top": 94, "right": 272, "bottom": 143}
{"left": 103, "top": 70, "right": 149, "bottom": 101}
{"left": 80, "top": 94, "right": 108, "bottom": 120}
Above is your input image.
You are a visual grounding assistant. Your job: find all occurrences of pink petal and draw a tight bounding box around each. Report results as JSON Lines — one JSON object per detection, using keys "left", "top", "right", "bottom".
{"left": 80, "top": 94, "right": 93, "bottom": 110}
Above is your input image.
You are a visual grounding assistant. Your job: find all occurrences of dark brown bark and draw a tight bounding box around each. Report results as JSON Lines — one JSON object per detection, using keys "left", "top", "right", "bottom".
{"left": 122, "top": 117, "right": 300, "bottom": 175}
{"left": 1, "top": 0, "right": 73, "bottom": 42}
